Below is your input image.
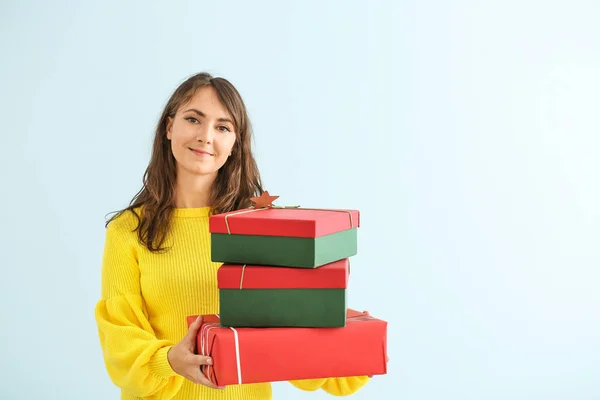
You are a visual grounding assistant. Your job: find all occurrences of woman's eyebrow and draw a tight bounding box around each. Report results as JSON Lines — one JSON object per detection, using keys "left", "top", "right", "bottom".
{"left": 183, "top": 108, "right": 233, "bottom": 124}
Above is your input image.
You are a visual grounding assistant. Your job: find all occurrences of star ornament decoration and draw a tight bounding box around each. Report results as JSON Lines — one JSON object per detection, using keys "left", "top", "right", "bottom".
{"left": 250, "top": 191, "right": 279, "bottom": 208}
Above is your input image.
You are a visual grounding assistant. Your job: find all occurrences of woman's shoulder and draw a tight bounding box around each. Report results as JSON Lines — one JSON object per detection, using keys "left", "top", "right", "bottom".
{"left": 105, "top": 206, "right": 142, "bottom": 234}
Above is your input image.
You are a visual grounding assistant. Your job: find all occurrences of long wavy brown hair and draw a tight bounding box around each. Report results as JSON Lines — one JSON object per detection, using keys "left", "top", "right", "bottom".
{"left": 107, "top": 72, "right": 263, "bottom": 252}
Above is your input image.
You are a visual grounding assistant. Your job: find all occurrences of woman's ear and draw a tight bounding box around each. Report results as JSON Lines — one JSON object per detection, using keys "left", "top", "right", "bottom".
{"left": 166, "top": 117, "right": 173, "bottom": 140}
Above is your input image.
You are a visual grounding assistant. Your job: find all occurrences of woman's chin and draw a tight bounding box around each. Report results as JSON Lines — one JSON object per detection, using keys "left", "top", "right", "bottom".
{"left": 176, "top": 163, "right": 218, "bottom": 178}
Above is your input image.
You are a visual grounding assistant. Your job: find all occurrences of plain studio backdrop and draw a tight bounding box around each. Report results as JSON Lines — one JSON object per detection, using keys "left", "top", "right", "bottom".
{"left": 1, "top": 0, "right": 599, "bottom": 399}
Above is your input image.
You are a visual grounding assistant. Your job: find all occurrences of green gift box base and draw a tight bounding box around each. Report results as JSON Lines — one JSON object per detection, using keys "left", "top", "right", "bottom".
{"left": 219, "top": 288, "right": 347, "bottom": 327}
{"left": 211, "top": 228, "right": 357, "bottom": 268}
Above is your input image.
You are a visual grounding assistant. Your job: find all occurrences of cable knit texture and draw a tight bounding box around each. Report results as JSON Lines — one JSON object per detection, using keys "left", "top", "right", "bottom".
{"left": 95, "top": 207, "right": 368, "bottom": 399}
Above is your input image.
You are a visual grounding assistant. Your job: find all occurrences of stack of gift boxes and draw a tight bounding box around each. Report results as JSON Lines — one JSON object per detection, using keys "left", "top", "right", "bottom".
{"left": 186, "top": 193, "right": 388, "bottom": 387}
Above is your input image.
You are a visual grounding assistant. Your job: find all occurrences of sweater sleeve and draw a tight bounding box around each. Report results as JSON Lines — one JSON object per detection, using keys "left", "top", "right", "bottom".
{"left": 94, "top": 215, "right": 184, "bottom": 399}
{"left": 289, "top": 376, "right": 370, "bottom": 396}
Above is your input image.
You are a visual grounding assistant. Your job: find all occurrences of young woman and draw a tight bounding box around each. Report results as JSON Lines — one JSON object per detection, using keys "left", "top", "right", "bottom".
{"left": 94, "top": 72, "right": 369, "bottom": 399}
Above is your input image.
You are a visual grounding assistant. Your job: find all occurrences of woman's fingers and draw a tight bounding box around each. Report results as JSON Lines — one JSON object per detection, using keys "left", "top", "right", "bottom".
{"left": 193, "top": 354, "right": 213, "bottom": 366}
{"left": 179, "top": 317, "right": 224, "bottom": 389}
{"left": 190, "top": 367, "right": 223, "bottom": 389}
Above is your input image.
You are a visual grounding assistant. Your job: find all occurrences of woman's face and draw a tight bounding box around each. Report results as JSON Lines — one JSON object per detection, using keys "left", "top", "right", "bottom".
{"left": 167, "top": 86, "right": 236, "bottom": 178}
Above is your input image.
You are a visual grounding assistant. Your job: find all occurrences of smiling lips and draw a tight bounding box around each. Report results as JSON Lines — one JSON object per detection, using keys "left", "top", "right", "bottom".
{"left": 190, "top": 148, "right": 214, "bottom": 157}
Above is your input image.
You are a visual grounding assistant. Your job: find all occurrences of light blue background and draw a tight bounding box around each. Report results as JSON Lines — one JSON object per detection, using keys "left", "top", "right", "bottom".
{"left": 1, "top": 0, "right": 599, "bottom": 399}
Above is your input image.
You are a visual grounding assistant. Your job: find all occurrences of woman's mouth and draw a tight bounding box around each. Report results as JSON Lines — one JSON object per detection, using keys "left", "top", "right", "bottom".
{"left": 190, "top": 148, "right": 213, "bottom": 157}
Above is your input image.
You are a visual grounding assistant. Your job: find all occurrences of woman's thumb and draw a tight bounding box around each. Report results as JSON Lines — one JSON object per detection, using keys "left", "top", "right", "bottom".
{"left": 184, "top": 315, "right": 203, "bottom": 343}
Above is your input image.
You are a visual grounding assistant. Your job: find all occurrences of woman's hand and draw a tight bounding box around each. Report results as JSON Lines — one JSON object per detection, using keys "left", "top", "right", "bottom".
{"left": 167, "top": 316, "right": 224, "bottom": 390}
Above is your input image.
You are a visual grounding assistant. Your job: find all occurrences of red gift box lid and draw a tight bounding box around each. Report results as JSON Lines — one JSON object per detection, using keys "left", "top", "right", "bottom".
{"left": 217, "top": 259, "right": 349, "bottom": 289}
{"left": 209, "top": 207, "right": 360, "bottom": 238}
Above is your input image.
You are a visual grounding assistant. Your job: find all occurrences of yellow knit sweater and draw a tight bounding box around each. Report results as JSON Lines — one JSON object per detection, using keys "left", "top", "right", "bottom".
{"left": 94, "top": 207, "right": 369, "bottom": 399}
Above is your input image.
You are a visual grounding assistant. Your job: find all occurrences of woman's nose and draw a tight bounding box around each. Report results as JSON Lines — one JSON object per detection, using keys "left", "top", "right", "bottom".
{"left": 195, "top": 124, "right": 214, "bottom": 143}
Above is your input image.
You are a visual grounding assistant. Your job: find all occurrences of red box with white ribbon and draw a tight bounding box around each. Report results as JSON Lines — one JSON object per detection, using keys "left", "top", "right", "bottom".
{"left": 185, "top": 309, "right": 388, "bottom": 386}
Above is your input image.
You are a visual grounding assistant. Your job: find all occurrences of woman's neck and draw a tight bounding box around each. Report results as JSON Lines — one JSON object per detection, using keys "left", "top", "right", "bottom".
{"left": 173, "top": 169, "right": 217, "bottom": 208}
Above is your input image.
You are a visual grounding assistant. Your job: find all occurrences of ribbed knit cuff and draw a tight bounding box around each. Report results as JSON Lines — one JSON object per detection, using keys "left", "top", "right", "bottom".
{"left": 322, "top": 376, "right": 370, "bottom": 396}
{"left": 288, "top": 378, "right": 328, "bottom": 391}
{"left": 149, "top": 346, "right": 179, "bottom": 378}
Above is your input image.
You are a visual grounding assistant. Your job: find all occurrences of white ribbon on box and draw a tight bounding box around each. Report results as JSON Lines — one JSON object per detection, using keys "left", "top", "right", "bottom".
{"left": 200, "top": 317, "right": 243, "bottom": 385}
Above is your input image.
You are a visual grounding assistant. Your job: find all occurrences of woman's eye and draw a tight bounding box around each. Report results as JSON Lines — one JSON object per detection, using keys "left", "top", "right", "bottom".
{"left": 185, "top": 117, "right": 199, "bottom": 123}
{"left": 218, "top": 126, "right": 231, "bottom": 132}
